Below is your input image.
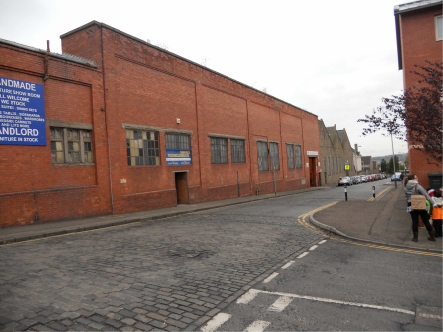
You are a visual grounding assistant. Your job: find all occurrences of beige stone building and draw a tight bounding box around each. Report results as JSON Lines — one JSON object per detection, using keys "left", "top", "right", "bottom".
{"left": 319, "top": 120, "right": 356, "bottom": 186}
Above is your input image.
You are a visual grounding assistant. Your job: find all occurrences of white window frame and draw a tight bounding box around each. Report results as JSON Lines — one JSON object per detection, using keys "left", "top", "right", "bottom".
{"left": 436, "top": 15, "right": 443, "bottom": 41}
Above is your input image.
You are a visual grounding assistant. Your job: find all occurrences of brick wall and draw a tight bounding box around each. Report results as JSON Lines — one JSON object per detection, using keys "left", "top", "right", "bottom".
{"left": 400, "top": 5, "right": 442, "bottom": 188}
{"left": 0, "top": 21, "right": 321, "bottom": 226}
{"left": 0, "top": 42, "right": 110, "bottom": 227}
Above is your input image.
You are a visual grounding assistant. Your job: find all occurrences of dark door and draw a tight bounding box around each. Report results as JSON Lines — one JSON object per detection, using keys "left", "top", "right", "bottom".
{"left": 309, "top": 157, "right": 316, "bottom": 187}
{"left": 175, "top": 172, "right": 189, "bottom": 204}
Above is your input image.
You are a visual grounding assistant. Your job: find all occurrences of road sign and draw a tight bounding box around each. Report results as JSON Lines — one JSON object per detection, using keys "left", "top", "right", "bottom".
{"left": 345, "top": 164, "right": 350, "bottom": 170}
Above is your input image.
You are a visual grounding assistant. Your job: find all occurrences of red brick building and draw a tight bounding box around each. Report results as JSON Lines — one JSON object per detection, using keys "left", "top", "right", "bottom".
{"left": 0, "top": 21, "right": 320, "bottom": 227}
{"left": 394, "top": 0, "right": 442, "bottom": 188}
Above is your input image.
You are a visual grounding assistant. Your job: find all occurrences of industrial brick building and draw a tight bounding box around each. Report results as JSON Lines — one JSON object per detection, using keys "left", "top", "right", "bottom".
{"left": 318, "top": 120, "right": 357, "bottom": 186}
{"left": 0, "top": 21, "right": 321, "bottom": 227}
{"left": 394, "top": 0, "right": 442, "bottom": 188}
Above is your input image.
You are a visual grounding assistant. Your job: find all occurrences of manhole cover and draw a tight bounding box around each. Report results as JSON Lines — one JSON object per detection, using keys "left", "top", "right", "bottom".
{"left": 168, "top": 249, "right": 212, "bottom": 258}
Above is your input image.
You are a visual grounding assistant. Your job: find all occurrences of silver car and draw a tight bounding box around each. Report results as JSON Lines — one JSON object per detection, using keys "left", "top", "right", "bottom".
{"left": 338, "top": 176, "right": 353, "bottom": 186}
{"left": 360, "top": 175, "right": 368, "bottom": 183}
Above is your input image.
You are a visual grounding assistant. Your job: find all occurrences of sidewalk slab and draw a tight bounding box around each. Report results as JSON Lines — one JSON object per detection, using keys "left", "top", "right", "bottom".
{"left": 0, "top": 186, "right": 326, "bottom": 245}
{"left": 311, "top": 186, "right": 442, "bottom": 252}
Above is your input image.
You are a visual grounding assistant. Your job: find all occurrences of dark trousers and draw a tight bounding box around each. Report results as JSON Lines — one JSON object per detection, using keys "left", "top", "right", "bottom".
{"left": 434, "top": 219, "right": 442, "bottom": 236}
{"left": 409, "top": 209, "right": 433, "bottom": 233}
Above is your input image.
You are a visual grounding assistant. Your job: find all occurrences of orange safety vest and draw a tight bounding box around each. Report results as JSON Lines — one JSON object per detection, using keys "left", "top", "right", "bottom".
{"left": 432, "top": 206, "right": 443, "bottom": 220}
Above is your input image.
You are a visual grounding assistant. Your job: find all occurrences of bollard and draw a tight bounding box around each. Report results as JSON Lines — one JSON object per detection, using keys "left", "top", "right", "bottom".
{"left": 344, "top": 185, "right": 347, "bottom": 201}
{"left": 372, "top": 186, "right": 375, "bottom": 200}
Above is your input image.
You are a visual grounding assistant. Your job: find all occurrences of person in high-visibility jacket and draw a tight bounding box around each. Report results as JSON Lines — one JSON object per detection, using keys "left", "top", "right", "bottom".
{"left": 431, "top": 189, "right": 443, "bottom": 238}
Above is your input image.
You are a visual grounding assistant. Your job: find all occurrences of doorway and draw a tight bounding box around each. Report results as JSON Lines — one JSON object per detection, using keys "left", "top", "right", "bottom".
{"left": 309, "top": 157, "right": 317, "bottom": 187}
{"left": 175, "top": 172, "right": 189, "bottom": 204}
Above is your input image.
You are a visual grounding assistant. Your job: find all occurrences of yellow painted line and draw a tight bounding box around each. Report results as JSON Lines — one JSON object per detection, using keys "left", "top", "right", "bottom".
{"left": 367, "top": 186, "right": 393, "bottom": 201}
{"left": 297, "top": 202, "right": 442, "bottom": 258}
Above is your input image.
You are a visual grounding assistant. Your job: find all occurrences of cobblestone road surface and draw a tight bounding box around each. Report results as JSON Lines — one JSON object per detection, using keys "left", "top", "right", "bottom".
{"left": 0, "top": 198, "right": 325, "bottom": 331}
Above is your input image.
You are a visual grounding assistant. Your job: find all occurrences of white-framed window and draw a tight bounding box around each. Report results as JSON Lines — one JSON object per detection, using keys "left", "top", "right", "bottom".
{"left": 436, "top": 15, "right": 442, "bottom": 41}
{"left": 50, "top": 127, "right": 93, "bottom": 164}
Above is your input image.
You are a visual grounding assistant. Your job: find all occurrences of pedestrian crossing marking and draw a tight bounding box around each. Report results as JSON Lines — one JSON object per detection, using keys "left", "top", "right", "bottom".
{"left": 263, "top": 272, "right": 279, "bottom": 283}
{"left": 268, "top": 296, "right": 293, "bottom": 312}
{"left": 243, "top": 320, "right": 270, "bottom": 332}
{"left": 281, "top": 261, "right": 295, "bottom": 269}
{"left": 201, "top": 313, "right": 232, "bottom": 332}
{"left": 241, "top": 289, "right": 416, "bottom": 316}
{"left": 237, "top": 289, "right": 260, "bottom": 304}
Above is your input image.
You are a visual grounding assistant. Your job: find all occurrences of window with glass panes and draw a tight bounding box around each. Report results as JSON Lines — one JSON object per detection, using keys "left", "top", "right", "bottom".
{"left": 165, "top": 133, "right": 191, "bottom": 150}
{"left": 269, "top": 142, "right": 279, "bottom": 170}
{"left": 287, "top": 144, "right": 295, "bottom": 169}
{"left": 295, "top": 145, "right": 302, "bottom": 169}
{"left": 210, "top": 137, "right": 228, "bottom": 163}
{"left": 231, "top": 139, "right": 246, "bottom": 163}
{"left": 126, "top": 129, "right": 160, "bottom": 166}
{"left": 50, "top": 127, "right": 93, "bottom": 164}
{"left": 257, "top": 141, "right": 269, "bottom": 172}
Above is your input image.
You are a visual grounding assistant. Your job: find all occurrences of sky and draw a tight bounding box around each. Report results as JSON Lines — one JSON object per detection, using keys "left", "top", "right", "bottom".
{"left": 0, "top": 0, "right": 409, "bottom": 158}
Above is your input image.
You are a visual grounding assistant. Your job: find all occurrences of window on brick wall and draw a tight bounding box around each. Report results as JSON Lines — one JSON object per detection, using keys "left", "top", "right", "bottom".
{"left": 270, "top": 142, "right": 280, "bottom": 170}
{"left": 436, "top": 15, "right": 442, "bottom": 41}
{"left": 165, "top": 133, "right": 191, "bottom": 150}
{"left": 287, "top": 144, "right": 295, "bottom": 170}
{"left": 257, "top": 141, "right": 269, "bottom": 172}
{"left": 231, "top": 139, "right": 246, "bottom": 163}
{"left": 50, "top": 127, "right": 93, "bottom": 164}
{"left": 295, "top": 145, "right": 302, "bottom": 169}
{"left": 211, "top": 137, "right": 228, "bottom": 164}
{"left": 126, "top": 129, "right": 160, "bottom": 166}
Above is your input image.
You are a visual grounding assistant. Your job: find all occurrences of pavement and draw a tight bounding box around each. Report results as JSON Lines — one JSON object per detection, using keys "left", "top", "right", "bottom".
{"left": 0, "top": 186, "right": 327, "bottom": 245}
{"left": 311, "top": 183, "right": 443, "bottom": 252}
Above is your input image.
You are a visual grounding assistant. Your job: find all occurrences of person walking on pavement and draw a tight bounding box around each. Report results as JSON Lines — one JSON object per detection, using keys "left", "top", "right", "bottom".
{"left": 404, "top": 174, "right": 436, "bottom": 242}
{"left": 431, "top": 189, "right": 443, "bottom": 238}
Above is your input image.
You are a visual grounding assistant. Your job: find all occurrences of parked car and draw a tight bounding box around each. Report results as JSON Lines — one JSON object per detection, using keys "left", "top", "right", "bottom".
{"left": 352, "top": 176, "right": 362, "bottom": 184}
{"left": 360, "top": 175, "right": 367, "bottom": 183}
{"left": 338, "top": 177, "right": 353, "bottom": 186}
{"left": 391, "top": 173, "right": 401, "bottom": 181}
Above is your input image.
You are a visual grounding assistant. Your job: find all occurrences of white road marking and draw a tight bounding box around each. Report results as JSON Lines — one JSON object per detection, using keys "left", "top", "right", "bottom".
{"left": 243, "top": 320, "right": 271, "bottom": 332}
{"left": 237, "top": 289, "right": 260, "bottom": 304}
{"left": 248, "top": 289, "right": 416, "bottom": 316}
{"left": 263, "top": 272, "right": 279, "bottom": 283}
{"left": 201, "top": 313, "right": 232, "bottom": 332}
{"left": 418, "top": 313, "right": 442, "bottom": 319}
{"left": 268, "top": 296, "right": 293, "bottom": 312}
{"left": 281, "top": 261, "right": 295, "bottom": 269}
{"left": 297, "top": 252, "right": 309, "bottom": 258}
{"left": 309, "top": 245, "right": 318, "bottom": 250}
{"left": 319, "top": 240, "right": 327, "bottom": 244}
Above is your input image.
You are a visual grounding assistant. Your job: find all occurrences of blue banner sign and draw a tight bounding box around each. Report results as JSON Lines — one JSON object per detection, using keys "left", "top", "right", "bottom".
{"left": 166, "top": 149, "right": 192, "bottom": 165}
{"left": 0, "top": 77, "right": 46, "bottom": 145}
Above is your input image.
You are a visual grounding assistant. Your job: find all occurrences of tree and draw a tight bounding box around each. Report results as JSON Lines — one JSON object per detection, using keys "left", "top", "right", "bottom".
{"left": 358, "top": 61, "right": 442, "bottom": 164}
{"left": 380, "top": 159, "right": 387, "bottom": 173}
{"left": 387, "top": 155, "right": 400, "bottom": 174}
{"left": 404, "top": 155, "right": 409, "bottom": 170}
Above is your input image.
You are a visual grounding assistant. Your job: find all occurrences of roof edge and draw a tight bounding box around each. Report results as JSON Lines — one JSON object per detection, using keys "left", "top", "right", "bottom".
{"left": 60, "top": 21, "right": 317, "bottom": 117}
{"left": 394, "top": 0, "right": 442, "bottom": 14}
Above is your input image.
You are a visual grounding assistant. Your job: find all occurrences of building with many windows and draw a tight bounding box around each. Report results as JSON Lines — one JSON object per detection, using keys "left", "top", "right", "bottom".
{"left": 0, "top": 21, "right": 321, "bottom": 227}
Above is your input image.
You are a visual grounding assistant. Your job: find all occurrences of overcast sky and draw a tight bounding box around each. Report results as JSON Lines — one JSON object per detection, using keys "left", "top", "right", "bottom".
{"left": 0, "top": 0, "right": 409, "bottom": 158}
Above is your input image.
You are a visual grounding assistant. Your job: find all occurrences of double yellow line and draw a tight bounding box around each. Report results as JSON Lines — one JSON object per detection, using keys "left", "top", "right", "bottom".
{"left": 297, "top": 200, "right": 442, "bottom": 258}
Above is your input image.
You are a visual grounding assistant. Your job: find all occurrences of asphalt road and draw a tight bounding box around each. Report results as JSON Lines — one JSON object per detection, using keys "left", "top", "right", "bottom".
{"left": 2, "top": 180, "right": 440, "bottom": 332}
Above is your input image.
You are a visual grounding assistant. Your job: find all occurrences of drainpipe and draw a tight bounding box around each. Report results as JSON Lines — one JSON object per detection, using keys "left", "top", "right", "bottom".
{"left": 100, "top": 26, "right": 115, "bottom": 214}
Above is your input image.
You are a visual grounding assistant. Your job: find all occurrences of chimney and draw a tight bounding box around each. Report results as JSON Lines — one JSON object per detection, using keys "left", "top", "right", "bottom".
{"left": 354, "top": 144, "right": 358, "bottom": 154}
